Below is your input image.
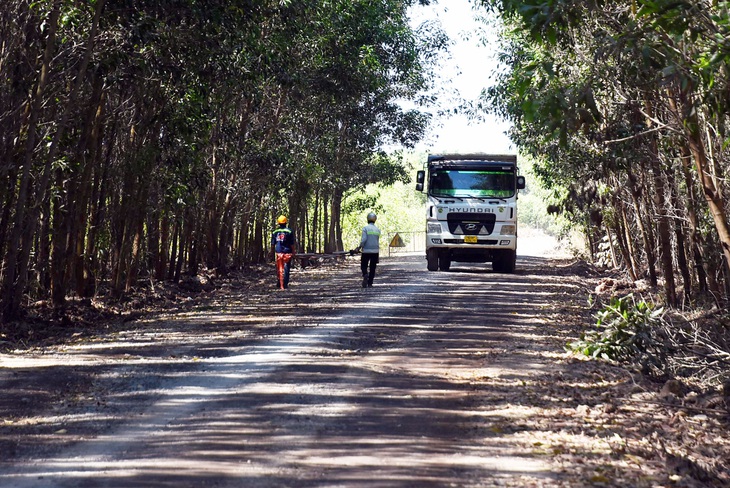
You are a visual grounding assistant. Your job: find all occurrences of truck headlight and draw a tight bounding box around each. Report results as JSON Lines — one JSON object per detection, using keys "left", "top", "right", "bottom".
{"left": 427, "top": 222, "right": 442, "bottom": 234}
{"left": 500, "top": 225, "right": 516, "bottom": 235}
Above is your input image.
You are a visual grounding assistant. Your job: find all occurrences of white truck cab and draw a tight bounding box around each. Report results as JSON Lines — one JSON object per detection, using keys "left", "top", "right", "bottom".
{"left": 415, "top": 153, "right": 526, "bottom": 273}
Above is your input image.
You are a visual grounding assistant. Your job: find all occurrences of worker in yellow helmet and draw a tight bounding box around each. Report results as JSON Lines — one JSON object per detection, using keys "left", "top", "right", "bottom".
{"left": 270, "top": 215, "right": 297, "bottom": 290}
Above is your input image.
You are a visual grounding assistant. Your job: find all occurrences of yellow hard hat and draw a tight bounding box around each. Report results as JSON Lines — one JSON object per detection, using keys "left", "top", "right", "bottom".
{"left": 277, "top": 215, "right": 288, "bottom": 225}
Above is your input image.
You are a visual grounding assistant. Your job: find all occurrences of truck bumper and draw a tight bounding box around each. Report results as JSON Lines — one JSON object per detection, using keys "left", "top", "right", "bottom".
{"left": 426, "top": 234, "right": 516, "bottom": 251}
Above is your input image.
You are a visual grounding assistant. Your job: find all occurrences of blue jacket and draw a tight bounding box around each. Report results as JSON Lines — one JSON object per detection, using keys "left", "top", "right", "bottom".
{"left": 272, "top": 226, "right": 296, "bottom": 253}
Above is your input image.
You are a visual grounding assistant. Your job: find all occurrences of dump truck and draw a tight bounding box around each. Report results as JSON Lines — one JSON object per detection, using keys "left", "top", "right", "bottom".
{"left": 415, "top": 153, "right": 526, "bottom": 273}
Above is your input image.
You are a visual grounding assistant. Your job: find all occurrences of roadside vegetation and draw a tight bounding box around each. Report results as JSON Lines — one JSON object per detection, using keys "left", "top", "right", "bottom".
{"left": 480, "top": 0, "right": 730, "bottom": 402}
{"left": 484, "top": 0, "right": 730, "bottom": 309}
{"left": 0, "top": 0, "right": 446, "bottom": 323}
{"left": 341, "top": 152, "right": 428, "bottom": 250}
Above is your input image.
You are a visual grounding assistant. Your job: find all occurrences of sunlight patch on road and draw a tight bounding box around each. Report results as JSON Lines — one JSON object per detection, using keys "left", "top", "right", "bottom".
{"left": 294, "top": 451, "right": 548, "bottom": 472}
{"left": 3, "top": 458, "right": 275, "bottom": 483}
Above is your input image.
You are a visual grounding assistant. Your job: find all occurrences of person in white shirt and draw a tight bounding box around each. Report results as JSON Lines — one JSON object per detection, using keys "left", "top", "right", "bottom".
{"left": 356, "top": 212, "right": 381, "bottom": 288}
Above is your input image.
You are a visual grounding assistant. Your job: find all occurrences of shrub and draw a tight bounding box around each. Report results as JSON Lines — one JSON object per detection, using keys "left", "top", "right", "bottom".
{"left": 567, "top": 295, "right": 665, "bottom": 363}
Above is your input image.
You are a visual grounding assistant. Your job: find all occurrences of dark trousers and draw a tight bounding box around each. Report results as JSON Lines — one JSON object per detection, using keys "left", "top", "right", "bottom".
{"left": 360, "top": 253, "right": 379, "bottom": 285}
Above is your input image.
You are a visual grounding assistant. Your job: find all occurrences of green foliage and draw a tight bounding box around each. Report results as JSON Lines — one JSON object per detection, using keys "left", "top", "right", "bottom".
{"left": 567, "top": 295, "right": 665, "bottom": 362}
{"left": 0, "top": 0, "right": 449, "bottom": 319}
{"left": 341, "top": 180, "right": 426, "bottom": 249}
{"left": 477, "top": 0, "right": 730, "bottom": 304}
{"left": 341, "top": 151, "right": 427, "bottom": 249}
{"left": 516, "top": 156, "right": 572, "bottom": 237}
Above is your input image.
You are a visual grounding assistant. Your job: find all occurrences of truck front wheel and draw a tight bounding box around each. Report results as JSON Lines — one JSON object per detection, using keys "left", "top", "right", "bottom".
{"left": 427, "top": 249, "right": 439, "bottom": 271}
{"left": 439, "top": 254, "right": 451, "bottom": 271}
{"left": 492, "top": 249, "right": 516, "bottom": 273}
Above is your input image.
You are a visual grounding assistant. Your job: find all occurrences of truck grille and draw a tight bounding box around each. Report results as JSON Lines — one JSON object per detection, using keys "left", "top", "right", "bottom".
{"left": 446, "top": 212, "right": 496, "bottom": 235}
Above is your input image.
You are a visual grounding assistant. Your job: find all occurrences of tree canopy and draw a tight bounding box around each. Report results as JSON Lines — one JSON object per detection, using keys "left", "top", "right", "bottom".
{"left": 482, "top": 0, "right": 730, "bottom": 307}
{"left": 0, "top": 0, "right": 444, "bottom": 321}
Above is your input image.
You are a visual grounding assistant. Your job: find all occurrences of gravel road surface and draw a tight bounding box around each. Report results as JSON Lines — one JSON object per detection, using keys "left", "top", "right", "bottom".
{"left": 5, "top": 234, "right": 697, "bottom": 487}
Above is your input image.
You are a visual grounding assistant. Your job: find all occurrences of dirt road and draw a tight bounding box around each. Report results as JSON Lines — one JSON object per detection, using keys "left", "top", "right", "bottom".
{"left": 1, "top": 238, "right": 727, "bottom": 487}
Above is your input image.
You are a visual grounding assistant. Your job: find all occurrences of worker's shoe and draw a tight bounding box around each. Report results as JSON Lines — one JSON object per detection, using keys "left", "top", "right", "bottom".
{"left": 362, "top": 275, "right": 368, "bottom": 288}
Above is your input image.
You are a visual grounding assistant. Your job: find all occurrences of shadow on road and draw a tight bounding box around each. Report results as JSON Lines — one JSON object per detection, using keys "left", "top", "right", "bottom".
{"left": 2, "top": 254, "right": 648, "bottom": 488}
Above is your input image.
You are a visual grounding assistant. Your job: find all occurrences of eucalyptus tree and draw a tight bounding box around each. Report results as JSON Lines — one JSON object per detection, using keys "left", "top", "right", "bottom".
{"left": 1, "top": 0, "right": 109, "bottom": 317}
{"left": 0, "top": 0, "right": 440, "bottom": 322}
{"left": 482, "top": 0, "right": 730, "bottom": 305}
{"left": 231, "top": 0, "right": 434, "bottom": 254}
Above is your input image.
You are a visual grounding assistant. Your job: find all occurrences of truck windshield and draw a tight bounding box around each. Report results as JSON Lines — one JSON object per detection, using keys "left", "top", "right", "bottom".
{"left": 429, "top": 169, "right": 515, "bottom": 198}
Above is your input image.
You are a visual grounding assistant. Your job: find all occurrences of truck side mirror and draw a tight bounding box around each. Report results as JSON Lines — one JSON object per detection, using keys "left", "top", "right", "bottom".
{"left": 415, "top": 170, "right": 425, "bottom": 192}
{"left": 516, "top": 175, "right": 526, "bottom": 190}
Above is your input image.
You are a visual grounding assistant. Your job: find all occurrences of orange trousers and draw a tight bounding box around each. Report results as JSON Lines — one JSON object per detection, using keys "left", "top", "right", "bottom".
{"left": 276, "top": 253, "right": 294, "bottom": 289}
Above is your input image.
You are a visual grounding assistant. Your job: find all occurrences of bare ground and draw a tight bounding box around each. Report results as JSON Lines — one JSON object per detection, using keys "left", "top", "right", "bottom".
{"left": 0, "top": 239, "right": 728, "bottom": 487}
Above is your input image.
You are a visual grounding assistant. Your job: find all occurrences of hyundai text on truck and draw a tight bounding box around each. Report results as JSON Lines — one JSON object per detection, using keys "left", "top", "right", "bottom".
{"left": 415, "top": 153, "right": 526, "bottom": 273}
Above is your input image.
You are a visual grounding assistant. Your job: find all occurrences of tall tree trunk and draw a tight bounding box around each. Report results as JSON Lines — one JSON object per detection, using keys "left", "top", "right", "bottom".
{"left": 326, "top": 189, "right": 343, "bottom": 253}
{"left": 666, "top": 166, "right": 691, "bottom": 301}
{"left": 72, "top": 76, "right": 105, "bottom": 297}
{"left": 84, "top": 116, "right": 115, "bottom": 297}
{"left": 38, "top": 199, "right": 52, "bottom": 296}
{"left": 686, "top": 129, "right": 730, "bottom": 289}
{"left": 0, "top": 166, "right": 17, "bottom": 279}
{"left": 50, "top": 168, "right": 70, "bottom": 314}
{"left": 677, "top": 143, "right": 708, "bottom": 293}
{"left": 155, "top": 213, "right": 169, "bottom": 280}
{"left": 585, "top": 218, "right": 596, "bottom": 262}
{"left": 612, "top": 208, "right": 636, "bottom": 281}
{"left": 147, "top": 212, "right": 160, "bottom": 280}
{"left": 174, "top": 215, "right": 188, "bottom": 282}
{"left": 648, "top": 155, "right": 677, "bottom": 306}
{"left": 216, "top": 173, "right": 237, "bottom": 272}
{"left": 618, "top": 198, "right": 639, "bottom": 280}
{"left": 204, "top": 168, "right": 221, "bottom": 270}
{"left": 310, "top": 190, "right": 320, "bottom": 254}
{"left": 235, "top": 199, "right": 252, "bottom": 266}
{"left": 626, "top": 170, "right": 658, "bottom": 287}
{"left": 125, "top": 177, "right": 149, "bottom": 292}
{"left": 187, "top": 209, "right": 200, "bottom": 276}
{"left": 322, "top": 194, "right": 330, "bottom": 254}
{"left": 606, "top": 228, "right": 619, "bottom": 268}
{"left": 1, "top": 2, "right": 60, "bottom": 321}
{"left": 643, "top": 96, "right": 676, "bottom": 305}
{"left": 670, "top": 86, "right": 730, "bottom": 300}
{"left": 287, "top": 175, "right": 310, "bottom": 249}
{"left": 167, "top": 219, "right": 180, "bottom": 281}
{"left": 253, "top": 215, "right": 264, "bottom": 263}
{"left": 110, "top": 146, "right": 137, "bottom": 297}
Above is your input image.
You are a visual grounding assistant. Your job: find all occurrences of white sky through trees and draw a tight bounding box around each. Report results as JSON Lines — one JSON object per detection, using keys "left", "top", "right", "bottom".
{"left": 410, "top": 1, "right": 514, "bottom": 154}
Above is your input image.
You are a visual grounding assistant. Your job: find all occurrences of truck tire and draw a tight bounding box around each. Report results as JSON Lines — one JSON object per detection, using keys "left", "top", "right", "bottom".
{"left": 427, "top": 249, "right": 439, "bottom": 271}
{"left": 492, "top": 250, "right": 516, "bottom": 273}
{"left": 438, "top": 255, "right": 451, "bottom": 271}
